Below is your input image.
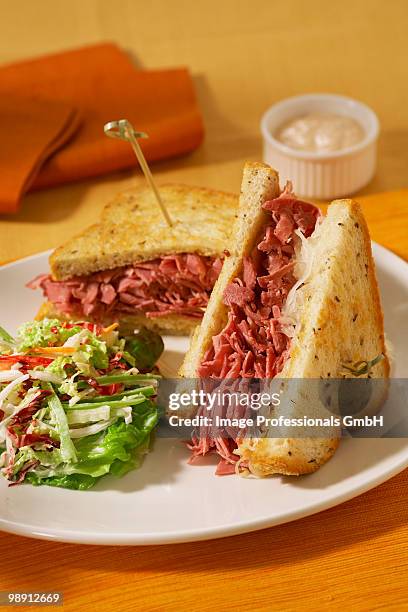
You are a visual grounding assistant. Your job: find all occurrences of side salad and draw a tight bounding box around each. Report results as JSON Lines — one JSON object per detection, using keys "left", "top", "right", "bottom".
{"left": 0, "top": 319, "right": 164, "bottom": 490}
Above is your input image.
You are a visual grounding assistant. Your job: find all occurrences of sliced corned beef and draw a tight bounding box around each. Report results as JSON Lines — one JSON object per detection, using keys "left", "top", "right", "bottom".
{"left": 189, "top": 183, "right": 320, "bottom": 472}
{"left": 28, "top": 253, "right": 223, "bottom": 321}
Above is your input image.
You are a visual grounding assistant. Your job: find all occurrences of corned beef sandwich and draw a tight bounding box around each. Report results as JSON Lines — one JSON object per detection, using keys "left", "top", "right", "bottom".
{"left": 180, "top": 162, "right": 389, "bottom": 476}
{"left": 29, "top": 184, "right": 237, "bottom": 335}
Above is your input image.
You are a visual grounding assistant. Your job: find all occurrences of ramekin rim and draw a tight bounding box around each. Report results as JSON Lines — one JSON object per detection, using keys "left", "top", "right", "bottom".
{"left": 260, "top": 93, "right": 379, "bottom": 161}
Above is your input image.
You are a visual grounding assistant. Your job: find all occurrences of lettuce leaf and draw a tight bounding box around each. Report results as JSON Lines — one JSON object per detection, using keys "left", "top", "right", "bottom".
{"left": 25, "top": 472, "right": 97, "bottom": 491}
{"left": 23, "top": 399, "right": 159, "bottom": 490}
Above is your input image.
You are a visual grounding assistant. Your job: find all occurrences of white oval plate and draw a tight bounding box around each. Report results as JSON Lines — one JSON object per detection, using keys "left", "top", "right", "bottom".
{"left": 0, "top": 245, "right": 407, "bottom": 545}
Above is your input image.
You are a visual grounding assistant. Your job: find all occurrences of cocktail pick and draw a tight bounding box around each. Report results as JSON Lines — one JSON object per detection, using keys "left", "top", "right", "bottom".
{"left": 104, "top": 119, "right": 173, "bottom": 227}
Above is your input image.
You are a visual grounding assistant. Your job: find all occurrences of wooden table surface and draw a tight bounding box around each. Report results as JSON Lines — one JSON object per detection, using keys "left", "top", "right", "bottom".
{"left": 1, "top": 1, "right": 408, "bottom": 610}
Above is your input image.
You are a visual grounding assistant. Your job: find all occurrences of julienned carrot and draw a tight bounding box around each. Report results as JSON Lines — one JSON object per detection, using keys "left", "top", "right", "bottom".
{"left": 31, "top": 346, "right": 76, "bottom": 355}
{"left": 102, "top": 323, "right": 119, "bottom": 333}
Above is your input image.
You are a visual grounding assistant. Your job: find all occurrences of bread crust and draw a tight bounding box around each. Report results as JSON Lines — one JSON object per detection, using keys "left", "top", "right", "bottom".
{"left": 238, "top": 200, "right": 389, "bottom": 476}
{"left": 180, "top": 162, "right": 280, "bottom": 376}
{"left": 280, "top": 199, "right": 389, "bottom": 381}
{"left": 35, "top": 301, "right": 198, "bottom": 336}
{"left": 50, "top": 183, "right": 238, "bottom": 281}
{"left": 237, "top": 438, "right": 340, "bottom": 476}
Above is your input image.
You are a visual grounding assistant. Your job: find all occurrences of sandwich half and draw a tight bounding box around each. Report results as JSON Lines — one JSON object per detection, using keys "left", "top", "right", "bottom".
{"left": 29, "top": 183, "right": 237, "bottom": 335}
{"left": 180, "top": 162, "right": 389, "bottom": 476}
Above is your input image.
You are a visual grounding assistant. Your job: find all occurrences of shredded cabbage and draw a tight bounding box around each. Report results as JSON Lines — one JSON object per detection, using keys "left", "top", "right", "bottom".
{"left": 67, "top": 406, "right": 111, "bottom": 425}
{"left": 0, "top": 370, "right": 25, "bottom": 383}
{"left": 27, "top": 370, "right": 63, "bottom": 384}
{"left": 69, "top": 418, "right": 117, "bottom": 439}
{"left": 281, "top": 228, "right": 316, "bottom": 334}
{"left": 0, "top": 374, "right": 29, "bottom": 409}
{"left": 46, "top": 386, "right": 78, "bottom": 463}
{"left": 17, "top": 319, "right": 61, "bottom": 351}
{"left": 0, "top": 319, "right": 160, "bottom": 490}
{"left": 62, "top": 329, "right": 89, "bottom": 348}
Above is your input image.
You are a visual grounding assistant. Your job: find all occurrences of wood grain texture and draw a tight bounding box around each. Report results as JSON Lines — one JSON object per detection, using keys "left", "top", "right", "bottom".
{"left": 0, "top": 1, "right": 408, "bottom": 609}
{"left": 0, "top": 470, "right": 407, "bottom": 611}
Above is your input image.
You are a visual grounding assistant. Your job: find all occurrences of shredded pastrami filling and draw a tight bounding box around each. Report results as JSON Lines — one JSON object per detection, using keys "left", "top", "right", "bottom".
{"left": 28, "top": 254, "right": 223, "bottom": 320}
{"left": 189, "top": 185, "right": 320, "bottom": 474}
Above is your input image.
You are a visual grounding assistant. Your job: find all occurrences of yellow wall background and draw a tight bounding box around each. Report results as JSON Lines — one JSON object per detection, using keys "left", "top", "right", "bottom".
{"left": 0, "top": 0, "right": 407, "bottom": 257}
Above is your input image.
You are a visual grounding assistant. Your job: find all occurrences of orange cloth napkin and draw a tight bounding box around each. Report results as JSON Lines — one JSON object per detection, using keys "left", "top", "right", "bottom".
{"left": 0, "top": 43, "right": 204, "bottom": 214}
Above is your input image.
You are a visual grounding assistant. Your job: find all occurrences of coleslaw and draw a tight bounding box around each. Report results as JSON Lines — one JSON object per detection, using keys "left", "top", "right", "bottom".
{"left": 0, "top": 319, "right": 162, "bottom": 490}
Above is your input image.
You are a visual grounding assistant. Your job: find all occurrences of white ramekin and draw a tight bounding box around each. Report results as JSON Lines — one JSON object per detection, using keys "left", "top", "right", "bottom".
{"left": 261, "top": 94, "right": 379, "bottom": 199}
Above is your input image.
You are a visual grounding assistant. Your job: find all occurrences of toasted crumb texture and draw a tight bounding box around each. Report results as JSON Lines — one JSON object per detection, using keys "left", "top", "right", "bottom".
{"left": 180, "top": 163, "right": 280, "bottom": 376}
{"left": 237, "top": 200, "right": 389, "bottom": 475}
{"left": 180, "top": 163, "right": 389, "bottom": 476}
{"left": 35, "top": 301, "right": 198, "bottom": 336}
{"left": 50, "top": 183, "right": 238, "bottom": 281}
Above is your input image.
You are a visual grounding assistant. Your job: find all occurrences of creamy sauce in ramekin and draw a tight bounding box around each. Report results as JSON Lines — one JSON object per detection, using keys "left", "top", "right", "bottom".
{"left": 276, "top": 113, "right": 365, "bottom": 153}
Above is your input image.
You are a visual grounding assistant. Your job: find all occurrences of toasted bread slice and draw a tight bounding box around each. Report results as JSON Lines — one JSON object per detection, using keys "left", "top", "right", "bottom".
{"left": 36, "top": 301, "right": 198, "bottom": 336}
{"left": 180, "top": 162, "right": 389, "bottom": 476}
{"left": 237, "top": 200, "right": 389, "bottom": 476}
{"left": 180, "top": 163, "right": 280, "bottom": 376}
{"left": 50, "top": 184, "right": 238, "bottom": 281}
